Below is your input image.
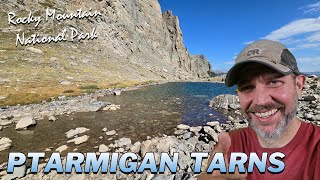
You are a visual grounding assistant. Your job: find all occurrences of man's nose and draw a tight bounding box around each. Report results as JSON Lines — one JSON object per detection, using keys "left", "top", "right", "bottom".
{"left": 252, "top": 85, "right": 272, "bottom": 105}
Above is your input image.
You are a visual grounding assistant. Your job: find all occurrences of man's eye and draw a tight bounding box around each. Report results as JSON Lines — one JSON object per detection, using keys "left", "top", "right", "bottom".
{"left": 239, "top": 85, "right": 254, "bottom": 92}
{"left": 267, "top": 80, "right": 283, "bottom": 87}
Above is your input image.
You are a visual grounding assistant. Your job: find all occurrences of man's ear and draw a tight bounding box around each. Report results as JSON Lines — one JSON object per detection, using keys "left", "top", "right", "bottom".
{"left": 295, "top": 75, "right": 306, "bottom": 98}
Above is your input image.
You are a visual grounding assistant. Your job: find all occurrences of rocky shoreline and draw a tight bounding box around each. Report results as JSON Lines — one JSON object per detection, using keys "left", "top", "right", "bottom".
{"left": 1, "top": 118, "right": 242, "bottom": 179}
{"left": 0, "top": 76, "right": 319, "bottom": 179}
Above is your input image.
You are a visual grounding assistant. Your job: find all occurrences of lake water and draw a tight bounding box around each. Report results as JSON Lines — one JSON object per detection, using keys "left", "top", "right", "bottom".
{"left": 0, "top": 82, "right": 236, "bottom": 163}
{"left": 100, "top": 82, "right": 237, "bottom": 126}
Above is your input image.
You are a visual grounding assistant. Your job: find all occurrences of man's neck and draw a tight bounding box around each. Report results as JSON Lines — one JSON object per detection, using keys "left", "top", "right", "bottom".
{"left": 257, "top": 118, "right": 301, "bottom": 148}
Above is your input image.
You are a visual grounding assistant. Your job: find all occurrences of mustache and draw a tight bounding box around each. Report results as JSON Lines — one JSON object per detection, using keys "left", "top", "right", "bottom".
{"left": 246, "top": 102, "right": 284, "bottom": 113}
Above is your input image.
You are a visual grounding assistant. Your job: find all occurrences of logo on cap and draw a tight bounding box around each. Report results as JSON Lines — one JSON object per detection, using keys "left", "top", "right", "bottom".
{"left": 247, "top": 49, "right": 260, "bottom": 56}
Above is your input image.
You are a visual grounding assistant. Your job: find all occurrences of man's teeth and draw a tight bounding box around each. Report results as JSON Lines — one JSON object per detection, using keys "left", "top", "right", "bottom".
{"left": 254, "top": 109, "right": 278, "bottom": 118}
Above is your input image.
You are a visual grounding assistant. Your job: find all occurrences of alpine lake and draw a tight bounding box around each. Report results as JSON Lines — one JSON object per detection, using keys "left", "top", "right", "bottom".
{"left": 0, "top": 82, "right": 237, "bottom": 163}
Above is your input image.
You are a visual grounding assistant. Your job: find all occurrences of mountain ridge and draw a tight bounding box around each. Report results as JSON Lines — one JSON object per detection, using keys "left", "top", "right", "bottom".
{"left": 0, "top": 0, "right": 213, "bottom": 105}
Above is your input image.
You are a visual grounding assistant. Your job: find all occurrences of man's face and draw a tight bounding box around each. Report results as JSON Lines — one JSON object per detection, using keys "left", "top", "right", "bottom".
{"left": 236, "top": 63, "right": 305, "bottom": 142}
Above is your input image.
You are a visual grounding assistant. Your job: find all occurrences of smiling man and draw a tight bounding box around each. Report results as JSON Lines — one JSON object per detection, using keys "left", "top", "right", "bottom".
{"left": 199, "top": 40, "right": 320, "bottom": 179}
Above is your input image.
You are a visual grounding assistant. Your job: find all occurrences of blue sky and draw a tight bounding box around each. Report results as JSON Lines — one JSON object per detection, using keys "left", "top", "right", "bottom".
{"left": 159, "top": 0, "right": 320, "bottom": 73}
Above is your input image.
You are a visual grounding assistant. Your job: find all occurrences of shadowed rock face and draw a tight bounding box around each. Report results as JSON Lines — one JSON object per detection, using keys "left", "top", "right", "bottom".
{"left": 0, "top": 0, "right": 212, "bottom": 83}
{"left": 191, "top": 55, "right": 215, "bottom": 79}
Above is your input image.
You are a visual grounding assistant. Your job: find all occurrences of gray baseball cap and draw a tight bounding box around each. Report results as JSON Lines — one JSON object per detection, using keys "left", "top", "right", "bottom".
{"left": 225, "top": 39, "right": 300, "bottom": 87}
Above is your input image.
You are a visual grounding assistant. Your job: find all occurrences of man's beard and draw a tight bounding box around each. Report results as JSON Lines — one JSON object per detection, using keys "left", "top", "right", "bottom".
{"left": 245, "top": 93, "right": 298, "bottom": 143}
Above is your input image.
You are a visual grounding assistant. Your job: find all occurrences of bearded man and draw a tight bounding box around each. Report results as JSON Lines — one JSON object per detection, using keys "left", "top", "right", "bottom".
{"left": 199, "top": 40, "right": 320, "bottom": 180}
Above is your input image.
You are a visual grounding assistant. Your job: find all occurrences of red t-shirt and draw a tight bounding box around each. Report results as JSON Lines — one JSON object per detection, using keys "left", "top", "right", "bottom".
{"left": 228, "top": 121, "right": 320, "bottom": 180}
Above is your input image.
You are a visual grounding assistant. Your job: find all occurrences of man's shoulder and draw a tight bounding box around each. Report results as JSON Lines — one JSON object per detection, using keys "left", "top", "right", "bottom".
{"left": 299, "top": 121, "right": 320, "bottom": 147}
{"left": 301, "top": 121, "right": 320, "bottom": 135}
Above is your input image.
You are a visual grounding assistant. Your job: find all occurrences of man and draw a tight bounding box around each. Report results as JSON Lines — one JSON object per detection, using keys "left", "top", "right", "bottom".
{"left": 199, "top": 40, "right": 320, "bottom": 179}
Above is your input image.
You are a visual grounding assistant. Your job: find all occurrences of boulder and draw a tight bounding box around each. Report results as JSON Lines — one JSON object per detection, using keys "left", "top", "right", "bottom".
{"left": 206, "top": 121, "right": 219, "bottom": 127}
{"left": 115, "top": 138, "right": 132, "bottom": 148}
{"left": 203, "top": 126, "right": 219, "bottom": 142}
{"left": 0, "top": 137, "right": 12, "bottom": 151}
{"left": 306, "top": 114, "right": 314, "bottom": 120}
{"left": 182, "top": 132, "right": 193, "bottom": 140}
{"left": 312, "top": 114, "right": 320, "bottom": 121}
{"left": 113, "top": 90, "right": 121, "bottom": 96}
{"left": 174, "top": 129, "right": 185, "bottom": 135}
{"left": 177, "top": 124, "right": 190, "bottom": 130}
{"left": 2, "top": 165, "right": 26, "bottom": 179}
{"left": 189, "top": 126, "right": 202, "bottom": 133}
{"left": 140, "top": 139, "right": 154, "bottom": 156}
{"left": 130, "top": 142, "right": 141, "bottom": 153}
{"left": 103, "top": 104, "right": 120, "bottom": 111}
{"left": 164, "top": 137, "right": 183, "bottom": 152}
{"left": 0, "top": 120, "right": 12, "bottom": 126}
{"left": 214, "top": 125, "right": 223, "bottom": 133}
{"left": 55, "top": 145, "right": 68, "bottom": 153}
{"left": 301, "top": 96, "right": 316, "bottom": 101}
{"left": 67, "top": 135, "right": 89, "bottom": 145}
{"left": 179, "top": 153, "right": 193, "bottom": 170}
{"left": 106, "top": 130, "right": 117, "bottom": 136}
{"left": 118, "top": 148, "right": 125, "bottom": 153}
{"left": 99, "top": 144, "right": 109, "bottom": 152}
{"left": 15, "top": 116, "right": 36, "bottom": 130}
{"left": 48, "top": 116, "right": 56, "bottom": 121}
{"left": 66, "top": 127, "right": 89, "bottom": 138}
{"left": 209, "top": 94, "right": 240, "bottom": 109}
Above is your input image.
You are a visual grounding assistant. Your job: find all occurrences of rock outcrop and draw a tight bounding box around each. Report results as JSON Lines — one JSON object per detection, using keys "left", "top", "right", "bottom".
{"left": 209, "top": 94, "right": 240, "bottom": 110}
{"left": 191, "top": 54, "right": 215, "bottom": 79}
{"left": 297, "top": 76, "right": 320, "bottom": 125}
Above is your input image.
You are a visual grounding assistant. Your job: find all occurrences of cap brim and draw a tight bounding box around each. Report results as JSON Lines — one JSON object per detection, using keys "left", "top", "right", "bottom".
{"left": 225, "top": 58, "right": 292, "bottom": 87}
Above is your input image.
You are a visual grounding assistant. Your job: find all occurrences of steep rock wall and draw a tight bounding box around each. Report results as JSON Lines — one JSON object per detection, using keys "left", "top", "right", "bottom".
{"left": 0, "top": 0, "right": 212, "bottom": 85}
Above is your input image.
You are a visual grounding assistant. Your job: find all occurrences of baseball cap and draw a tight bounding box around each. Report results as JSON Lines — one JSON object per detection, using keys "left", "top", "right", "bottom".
{"left": 225, "top": 39, "right": 300, "bottom": 87}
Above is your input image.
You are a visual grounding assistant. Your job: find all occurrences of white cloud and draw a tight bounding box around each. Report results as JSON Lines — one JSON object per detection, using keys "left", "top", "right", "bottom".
{"left": 264, "top": 18, "right": 320, "bottom": 41}
{"left": 306, "top": 31, "right": 320, "bottom": 42}
{"left": 281, "top": 38, "right": 303, "bottom": 45}
{"left": 296, "top": 43, "right": 320, "bottom": 49}
{"left": 298, "top": 56, "right": 320, "bottom": 65}
{"left": 303, "top": 1, "right": 320, "bottom": 14}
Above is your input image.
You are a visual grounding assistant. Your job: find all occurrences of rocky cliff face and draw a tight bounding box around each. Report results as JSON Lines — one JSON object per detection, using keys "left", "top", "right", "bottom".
{"left": 0, "top": 0, "right": 213, "bottom": 105}
{"left": 191, "top": 55, "right": 214, "bottom": 79}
